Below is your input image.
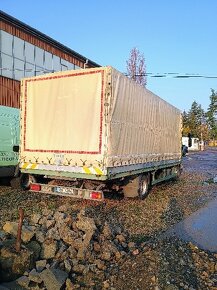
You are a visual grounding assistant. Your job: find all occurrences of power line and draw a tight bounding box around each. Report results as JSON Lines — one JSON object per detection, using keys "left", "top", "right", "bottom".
{"left": 1, "top": 67, "right": 217, "bottom": 79}
{"left": 125, "top": 72, "right": 217, "bottom": 79}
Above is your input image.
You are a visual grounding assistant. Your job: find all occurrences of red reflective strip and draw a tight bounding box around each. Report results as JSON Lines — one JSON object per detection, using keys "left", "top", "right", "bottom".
{"left": 23, "top": 70, "right": 104, "bottom": 154}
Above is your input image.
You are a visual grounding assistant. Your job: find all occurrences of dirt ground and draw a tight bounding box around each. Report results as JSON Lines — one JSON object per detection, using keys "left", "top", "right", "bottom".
{"left": 0, "top": 147, "right": 217, "bottom": 289}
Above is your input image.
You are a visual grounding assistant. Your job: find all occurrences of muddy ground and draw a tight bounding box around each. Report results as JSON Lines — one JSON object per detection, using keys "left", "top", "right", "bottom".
{"left": 0, "top": 147, "right": 217, "bottom": 289}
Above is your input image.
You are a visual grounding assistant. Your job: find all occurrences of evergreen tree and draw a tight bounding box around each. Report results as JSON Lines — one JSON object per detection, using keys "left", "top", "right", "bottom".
{"left": 206, "top": 89, "right": 217, "bottom": 139}
{"left": 182, "top": 110, "right": 191, "bottom": 136}
{"left": 187, "top": 101, "right": 205, "bottom": 138}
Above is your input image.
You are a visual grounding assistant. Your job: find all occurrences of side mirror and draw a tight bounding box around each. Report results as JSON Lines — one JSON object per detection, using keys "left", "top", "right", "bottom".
{"left": 13, "top": 145, "right": 19, "bottom": 152}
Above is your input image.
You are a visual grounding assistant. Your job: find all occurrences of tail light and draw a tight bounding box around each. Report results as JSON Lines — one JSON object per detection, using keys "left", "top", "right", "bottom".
{"left": 30, "top": 183, "right": 41, "bottom": 191}
{"left": 90, "top": 191, "right": 102, "bottom": 200}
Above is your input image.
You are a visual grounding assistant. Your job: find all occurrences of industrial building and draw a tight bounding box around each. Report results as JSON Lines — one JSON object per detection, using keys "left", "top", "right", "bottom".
{"left": 0, "top": 11, "right": 100, "bottom": 108}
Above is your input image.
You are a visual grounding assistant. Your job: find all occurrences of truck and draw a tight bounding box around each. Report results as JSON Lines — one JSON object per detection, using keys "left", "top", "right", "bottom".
{"left": 0, "top": 105, "right": 19, "bottom": 180}
{"left": 19, "top": 66, "right": 182, "bottom": 200}
{"left": 182, "top": 136, "right": 199, "bottom": 151}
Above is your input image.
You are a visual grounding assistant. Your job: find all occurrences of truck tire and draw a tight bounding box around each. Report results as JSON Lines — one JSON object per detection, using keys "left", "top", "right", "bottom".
{"left": 138, "top": 174, "right": 151, "bottom": 199}
{"left": 20, "top": 173, "right": 36, "bottom": 190}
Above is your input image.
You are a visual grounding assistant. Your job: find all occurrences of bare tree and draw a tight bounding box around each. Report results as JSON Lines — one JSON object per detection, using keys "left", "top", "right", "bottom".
{"left": 126, "top": 47, "right": 147, "bottom": 87}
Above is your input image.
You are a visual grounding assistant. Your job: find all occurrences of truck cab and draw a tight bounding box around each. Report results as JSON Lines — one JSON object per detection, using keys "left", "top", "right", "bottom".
{"left": 0, "top": 106, "right": 20, "bottom": 179}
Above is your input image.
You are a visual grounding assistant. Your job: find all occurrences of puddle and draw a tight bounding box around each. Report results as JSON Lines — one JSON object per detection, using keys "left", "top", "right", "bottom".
{"left": 165, "top": 198, "right": 217, "bottom": 252}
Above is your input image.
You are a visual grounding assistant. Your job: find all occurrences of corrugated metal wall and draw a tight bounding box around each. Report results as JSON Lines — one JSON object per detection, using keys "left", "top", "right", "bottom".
{"left": 0, "top": 76, "right": 20, "bottom": 108}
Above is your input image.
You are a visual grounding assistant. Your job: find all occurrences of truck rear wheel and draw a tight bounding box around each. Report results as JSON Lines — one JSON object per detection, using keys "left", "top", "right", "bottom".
{"left": 20, "top": 173, "right": 36, "bottom": 190}
{"left": 138, "top": 174, "right": 151, "bottom": 199}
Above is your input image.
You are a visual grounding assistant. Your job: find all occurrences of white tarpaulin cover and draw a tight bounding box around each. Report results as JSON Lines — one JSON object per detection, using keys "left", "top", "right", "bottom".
{"left": 20, "top": 66, "right": 181, "bottom": 175}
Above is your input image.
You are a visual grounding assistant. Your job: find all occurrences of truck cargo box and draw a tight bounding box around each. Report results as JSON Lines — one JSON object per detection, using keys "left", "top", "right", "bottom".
{"left": 19, "top": 66, "right": 182, "bottom": 199}
{"left": 20, "top": 66, "right": 181, "bottom": 178}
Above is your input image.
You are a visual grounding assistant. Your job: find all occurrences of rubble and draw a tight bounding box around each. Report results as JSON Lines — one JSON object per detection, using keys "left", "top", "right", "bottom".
{"left": 0, "top": 244, "right": 34, "bottom": 282}
{"left": 40, "top": 268, "right": 68, "bottom": 290}
{"left": 0, "top": 208, "right": 136, "bottom": 289}
{"left": 0, "top": 206, "right": 216, "bottom": 290}
{"left": 3, "top": 222, "right": 35, "bottom": 243}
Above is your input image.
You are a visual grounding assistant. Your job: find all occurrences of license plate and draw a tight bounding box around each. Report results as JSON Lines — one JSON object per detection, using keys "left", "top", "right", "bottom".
{"left": 53, "top": 186, "right": 77, "bottom": 195}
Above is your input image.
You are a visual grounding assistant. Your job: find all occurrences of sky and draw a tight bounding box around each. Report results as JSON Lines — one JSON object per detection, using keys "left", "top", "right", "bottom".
{"left": 1, "top": 0, "right": 217, "bottom": 112}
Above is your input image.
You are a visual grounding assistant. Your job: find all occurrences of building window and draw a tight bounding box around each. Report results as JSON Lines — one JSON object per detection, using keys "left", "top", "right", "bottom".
{"left": 35, "top": 66, "right": 44, "bottom": 76}
{"left": 25, "top": 42, "right": 35, "bottom": 64}
{"left": 75, "top": 65, "right": 81, "bottom": 70}
{"left": 0, "top": 30, "right": 13, "bottom": 56}
{"left": 35, "top": 47, "right": 44, "bottom": 68}
{"left": 13, "top": 36, "right": 25, "bottom": 61}
{"left": 66, "top": 61, "right": 75, "bottom": 70}
{"left": 14, "top": 58, "right": 25, "bottom": 80}
{"left": 44, "top": 51, "right": 53, "bottom": 72}
{"left": 53, "top": 55, "right": 61, "bottom": 72}
{"left": 25, "top": 62, "right": 35, "bottom": 78}
{"left": 61, "top": 64, "right": 67, "bottom": 71}
{"left": 1, "top": 52, "right": 13, "bottom": 79}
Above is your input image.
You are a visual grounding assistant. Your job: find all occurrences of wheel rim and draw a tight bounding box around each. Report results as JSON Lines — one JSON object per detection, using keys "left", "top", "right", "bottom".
{"left": 141, "top": 180, "right": 148, "bottom": 194}
{"left": 139, "top": 175, "right": 150, "bottom": 199}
